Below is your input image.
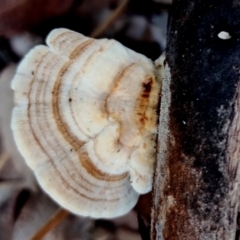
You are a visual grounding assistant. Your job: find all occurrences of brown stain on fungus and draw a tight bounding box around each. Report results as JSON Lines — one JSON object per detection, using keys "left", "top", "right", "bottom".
{"left": 142, "top": 78, "right": 153, "bottom": 95}
{"left": 79, "top": 149, "right": 128, "bottom": 182}
{"left": 136, "top": 77, "right": 154, "bottom": 128}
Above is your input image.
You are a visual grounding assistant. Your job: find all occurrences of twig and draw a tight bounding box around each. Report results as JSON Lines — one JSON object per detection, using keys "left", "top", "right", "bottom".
{"left": 30, "top": 208, "right": 69, "bottom": 240}
{"left": 0, "top": 152, "right": 9, "bottom": 170}
{"left": 0, "top": 0, "right": 27, "bottom": 15}
{"left": 90, "top": 0, "right": 129, "bottom": 38}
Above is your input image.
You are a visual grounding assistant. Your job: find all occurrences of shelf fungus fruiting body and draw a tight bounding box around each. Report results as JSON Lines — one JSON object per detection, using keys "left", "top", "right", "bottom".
{"left": 11, "top": 28, "right": 161, "bottom": 218}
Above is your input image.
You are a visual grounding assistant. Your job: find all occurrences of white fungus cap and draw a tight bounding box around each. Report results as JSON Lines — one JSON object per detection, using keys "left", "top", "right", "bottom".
{"left": 11, "top": 28, "right": 161, "bottom": 218}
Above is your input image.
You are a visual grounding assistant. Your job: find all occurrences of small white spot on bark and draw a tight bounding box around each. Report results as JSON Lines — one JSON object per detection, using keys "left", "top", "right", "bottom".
{"left": 218, "top": 31, "right": 231, "bottom": 40}
{"left": 167, "top": 195, "right": 176, "bottom": 208}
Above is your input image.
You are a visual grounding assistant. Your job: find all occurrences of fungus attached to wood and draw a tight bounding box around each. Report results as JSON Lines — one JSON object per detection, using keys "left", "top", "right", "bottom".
{"left": 11, "top": 28, "right": 161, "bottom": 218}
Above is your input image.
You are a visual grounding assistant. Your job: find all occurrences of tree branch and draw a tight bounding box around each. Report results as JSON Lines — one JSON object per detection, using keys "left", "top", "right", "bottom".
{"left": 151, "top": 1, "right": 240, "bottom": 239}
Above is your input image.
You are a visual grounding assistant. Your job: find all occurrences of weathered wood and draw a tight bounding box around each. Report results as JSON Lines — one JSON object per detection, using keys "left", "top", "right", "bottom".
{"left": 151, "top": 1, "right": 240, "bottom": 239}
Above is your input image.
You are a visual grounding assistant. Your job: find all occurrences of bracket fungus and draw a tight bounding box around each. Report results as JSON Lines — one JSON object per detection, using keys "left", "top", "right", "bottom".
{"left": 11, "top": 28, "right": 161, "bottom": 218}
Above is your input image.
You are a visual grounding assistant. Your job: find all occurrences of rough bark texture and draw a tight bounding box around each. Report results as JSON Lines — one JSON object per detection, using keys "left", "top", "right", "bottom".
{"left": 151, "top": 0, "right": 240, "bottom": 239}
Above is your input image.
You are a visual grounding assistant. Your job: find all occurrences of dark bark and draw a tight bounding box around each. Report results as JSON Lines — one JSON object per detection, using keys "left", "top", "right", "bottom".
{"left": 151, "top": 1, "right": 240, "bottom": 239}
